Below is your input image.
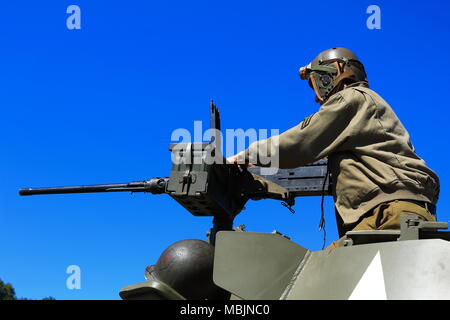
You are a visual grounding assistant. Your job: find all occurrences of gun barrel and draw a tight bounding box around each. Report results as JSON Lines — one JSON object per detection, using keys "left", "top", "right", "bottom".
{"left": 19, "top": 178, "right": 168, "bottom": 196}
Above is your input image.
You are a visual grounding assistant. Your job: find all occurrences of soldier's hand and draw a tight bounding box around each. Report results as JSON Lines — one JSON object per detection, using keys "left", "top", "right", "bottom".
{"left": 226, "top": 153, "right": 256, "bottom": 168}
{"left": 226, "top": 154, "right": 241, "bottom": 164}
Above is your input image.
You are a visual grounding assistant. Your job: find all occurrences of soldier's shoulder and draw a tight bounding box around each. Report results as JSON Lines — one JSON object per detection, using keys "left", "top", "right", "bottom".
{"left": 341, "top": 84, "right": 393, "bottom": 112}
{"left": 323, "top": 83, "right": 376, "bottom": 108}
{"left": 341, "top": 83, "right": 369, "bottom": 95}
{"left": 341, "top": 83, "right": 380, "bottom": 101}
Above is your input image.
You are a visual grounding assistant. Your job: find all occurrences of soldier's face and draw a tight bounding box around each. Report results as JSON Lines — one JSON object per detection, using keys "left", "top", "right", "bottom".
{"left": 308, "top": 76, "right": 323, "bottom": 105}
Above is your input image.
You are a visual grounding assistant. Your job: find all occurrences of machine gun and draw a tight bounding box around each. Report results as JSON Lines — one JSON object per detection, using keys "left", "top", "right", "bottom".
{"left": 19, "top": 101, "right": 331, "bottom": 244}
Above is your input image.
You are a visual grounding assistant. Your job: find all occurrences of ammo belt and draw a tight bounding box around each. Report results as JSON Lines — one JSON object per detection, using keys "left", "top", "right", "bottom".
{"left": 401, "top": 199, "right": 437, "bottom": 216}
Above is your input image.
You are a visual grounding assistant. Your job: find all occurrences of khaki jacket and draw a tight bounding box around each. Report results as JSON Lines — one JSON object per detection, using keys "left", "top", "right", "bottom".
{"left": 243, "top": 82, "right": 440, "bottom": 225}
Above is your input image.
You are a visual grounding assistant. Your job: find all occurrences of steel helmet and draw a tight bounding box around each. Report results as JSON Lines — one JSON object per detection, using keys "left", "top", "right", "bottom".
{"left": 145, "top": 239, "right": 229, "bottom": 300}
{"left": 299, "top": 47, "right": 368, "bottom": 104}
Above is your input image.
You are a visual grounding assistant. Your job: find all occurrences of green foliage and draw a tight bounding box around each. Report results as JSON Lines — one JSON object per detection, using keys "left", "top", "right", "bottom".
{"left": 0, "top": 279, "right": 17, "bottom": 300}
{"left": 0, "top": 278, "right": 56, "bottom": 300}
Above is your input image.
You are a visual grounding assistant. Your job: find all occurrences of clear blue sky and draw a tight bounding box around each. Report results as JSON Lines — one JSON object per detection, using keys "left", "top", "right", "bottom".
{"left": 1, "top": 1, "right": 449, "bottom": 300}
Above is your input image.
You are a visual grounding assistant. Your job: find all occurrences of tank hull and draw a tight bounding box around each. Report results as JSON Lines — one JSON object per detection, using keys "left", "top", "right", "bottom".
{"left": 213, "top": 232, "right": 450, "bottom": 300}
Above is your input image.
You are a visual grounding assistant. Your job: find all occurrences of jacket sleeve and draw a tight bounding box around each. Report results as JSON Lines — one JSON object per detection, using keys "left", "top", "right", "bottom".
{"left": 242, "top": 91, "right": 358, "bottom": 168}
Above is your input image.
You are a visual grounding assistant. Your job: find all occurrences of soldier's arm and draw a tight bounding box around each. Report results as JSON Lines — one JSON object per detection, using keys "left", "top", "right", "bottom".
{"left": 240, "top": 92, "right": 357, "bottom": 169}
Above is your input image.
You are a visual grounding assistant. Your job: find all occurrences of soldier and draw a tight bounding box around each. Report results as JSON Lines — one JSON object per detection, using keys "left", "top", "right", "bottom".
{"left": 227, "top": 47, "right": 440, "bottom": 248}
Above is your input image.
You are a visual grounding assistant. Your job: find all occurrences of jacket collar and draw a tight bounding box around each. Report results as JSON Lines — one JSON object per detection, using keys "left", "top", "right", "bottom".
{"left": 346, "top": 81, "right": 369, "bottom": 89}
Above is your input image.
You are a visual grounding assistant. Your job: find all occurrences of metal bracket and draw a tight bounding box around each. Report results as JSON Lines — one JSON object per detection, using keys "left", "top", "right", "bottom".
{"left": 399, "top": 215, "right": 449, "bottom": 241}
{"left": 342, "top": 215, "right": 449, "bottom": 246}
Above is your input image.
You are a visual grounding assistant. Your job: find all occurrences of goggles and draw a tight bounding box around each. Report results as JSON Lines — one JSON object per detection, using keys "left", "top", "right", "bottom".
{"left": 299, "top": 63, "right": 338, "bottom": 80}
